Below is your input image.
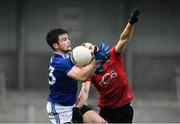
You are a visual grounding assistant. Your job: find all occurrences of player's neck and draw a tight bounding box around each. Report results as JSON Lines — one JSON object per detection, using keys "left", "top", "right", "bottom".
{"left": 54, "top": 50, "right": 70, "bottom": 57}
{"left": 54, "top": 50, "right": 68, "bottom": 54}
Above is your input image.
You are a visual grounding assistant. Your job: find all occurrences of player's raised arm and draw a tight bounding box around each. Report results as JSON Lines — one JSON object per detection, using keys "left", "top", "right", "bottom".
{"left": 115, "top": 8, "right": 140, "bottom": 53}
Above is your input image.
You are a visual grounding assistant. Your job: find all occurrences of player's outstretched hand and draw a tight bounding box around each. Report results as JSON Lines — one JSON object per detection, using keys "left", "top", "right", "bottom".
{"left": 72, "top": 107, "right": 83, "bottom": 123}
{"left": 94, "top": 41, "right": 110, "bottom": 63}
{"left": 129, "top": 8, "right": 140, "bottom": 25}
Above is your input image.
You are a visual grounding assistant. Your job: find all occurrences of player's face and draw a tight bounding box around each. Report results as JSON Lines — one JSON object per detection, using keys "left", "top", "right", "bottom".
{"left": 83, "top": 43, "right": 95, "bottom": 54}
{"left": 57, "top": 33, "right": 71, "bottom": 53}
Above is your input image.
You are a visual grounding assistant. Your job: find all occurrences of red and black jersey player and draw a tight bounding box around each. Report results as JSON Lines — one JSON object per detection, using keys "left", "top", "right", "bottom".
{"left": 75, "top": 8, "right": 141, "bottom": 123}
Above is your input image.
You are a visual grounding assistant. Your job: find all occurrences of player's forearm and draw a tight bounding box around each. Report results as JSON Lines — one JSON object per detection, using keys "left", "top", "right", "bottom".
{"left": 78, "top": 60, "right": 97, "bottom": 81}
{"left": 120, "top": 23, "right": 134, "bottom": 42}
{"left": 115, "top": 23, "right": 134, "bottom": 53}
{"left": 76, "top": 93, "right": 88, "bottom": 108}
{"left": 75, "top": 82, "right": 90, "bottom": 108}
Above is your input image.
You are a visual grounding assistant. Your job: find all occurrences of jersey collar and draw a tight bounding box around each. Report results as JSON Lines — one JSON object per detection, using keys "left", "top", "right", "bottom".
{"left": 53, "top": 52, "right": 70, "bottom": 59}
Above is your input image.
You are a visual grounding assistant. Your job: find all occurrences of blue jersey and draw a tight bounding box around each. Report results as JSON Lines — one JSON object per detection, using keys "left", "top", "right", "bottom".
{"left": 47, "top": 52, "right": 77, "bottom": 106}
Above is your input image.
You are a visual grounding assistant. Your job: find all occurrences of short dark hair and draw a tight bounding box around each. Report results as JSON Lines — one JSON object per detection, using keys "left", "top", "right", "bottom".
{"left": 46, "top": 28, "right": 68, "bottom": 49}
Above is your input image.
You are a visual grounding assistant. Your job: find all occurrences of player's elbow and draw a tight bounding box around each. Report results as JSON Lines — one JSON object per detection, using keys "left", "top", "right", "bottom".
{"left": 120, "top": 35, "right": 130, "bottom": 42}
{"left": 81, "top": 78, "right": 89, "bottom": 82}
{"left": 78, "top": 73, "right": 93, "bottom": 82}
{"left": 120, "top": 38, "right": 129, "bottom": 48}
{"left": 116, "top": 40, "right": 128, "bottom": 53}
{"left": 78, "top": 76, "right": 88, "bottom": 82}
{"left": 67, "top": 72, "right": 87, "bottom": 82}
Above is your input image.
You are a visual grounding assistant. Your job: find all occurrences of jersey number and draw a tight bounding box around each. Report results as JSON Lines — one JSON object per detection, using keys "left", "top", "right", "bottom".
{"left": 48, "top": 66, "right": 56, "bottom": 85}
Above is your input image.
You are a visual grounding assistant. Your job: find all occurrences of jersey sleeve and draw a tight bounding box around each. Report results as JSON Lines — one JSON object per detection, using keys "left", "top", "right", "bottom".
{"left": 110, "top": 46, "right": 122, "bottom": 61}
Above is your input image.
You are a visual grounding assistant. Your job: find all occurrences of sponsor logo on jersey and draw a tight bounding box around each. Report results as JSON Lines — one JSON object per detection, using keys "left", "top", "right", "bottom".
{"left": 98, "top": 70, "right": 117, "bottom": 87}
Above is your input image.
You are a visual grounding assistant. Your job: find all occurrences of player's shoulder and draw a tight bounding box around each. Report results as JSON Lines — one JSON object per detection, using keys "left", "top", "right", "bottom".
{"left": 50, "top": 52, "right": 68, "bottom": 65}
{"left": 110, "top": 46, "right": 122, "bottom": 60}
{"left": 51, "top": 53, "right": 63, "bottom": 62}
{"left": 110, "top": 46, "right": 118, "bottom": 56}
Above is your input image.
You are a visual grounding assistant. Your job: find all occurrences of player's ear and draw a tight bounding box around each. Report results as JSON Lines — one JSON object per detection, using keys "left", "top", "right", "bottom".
{"left": 52, "top": 43, "right": 59, "bottom": 50}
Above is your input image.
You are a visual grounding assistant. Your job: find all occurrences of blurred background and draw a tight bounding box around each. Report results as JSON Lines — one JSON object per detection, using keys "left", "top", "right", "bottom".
{"left": 0, "top": 0, "right": 180, "bottom": 123}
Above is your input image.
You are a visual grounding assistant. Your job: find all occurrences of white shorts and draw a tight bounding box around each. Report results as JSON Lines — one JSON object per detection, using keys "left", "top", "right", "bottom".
{"left": 46, "top": 101, "right": 74, "bottom": 124}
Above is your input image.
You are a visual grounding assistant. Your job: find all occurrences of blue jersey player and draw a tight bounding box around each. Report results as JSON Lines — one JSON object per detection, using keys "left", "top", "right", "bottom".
{"left": 45, "top": 28, "right": 108, "bottom": 124}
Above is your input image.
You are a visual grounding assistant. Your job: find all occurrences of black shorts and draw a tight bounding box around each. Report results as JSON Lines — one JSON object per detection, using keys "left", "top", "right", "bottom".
{"left": 99, "top": 103, "right": 134, "bottom": 123}
{"left": 80, "top": 105, "right": 93, "bottom": 115}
